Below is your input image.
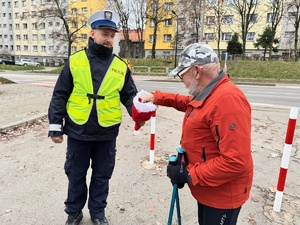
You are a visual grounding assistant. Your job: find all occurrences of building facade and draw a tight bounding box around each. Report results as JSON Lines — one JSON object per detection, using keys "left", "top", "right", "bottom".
{"left": 144, "top": 0, "right": 300, "bottom": 60}
{"left": 0, "top": 0, "right": 121, "bottom": 65}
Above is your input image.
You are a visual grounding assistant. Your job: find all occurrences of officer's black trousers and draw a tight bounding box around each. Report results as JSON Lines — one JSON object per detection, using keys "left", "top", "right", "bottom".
{"left": 64, "top": 136, "right": 116, "bottom": 219}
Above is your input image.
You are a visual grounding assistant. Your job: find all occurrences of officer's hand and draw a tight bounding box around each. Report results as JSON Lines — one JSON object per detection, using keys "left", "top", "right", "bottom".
{"left": 167, "top": 163, "right": 188, "bottom": 188}
{"left": 51, "top": 136, "right": 63, "bottom": 143}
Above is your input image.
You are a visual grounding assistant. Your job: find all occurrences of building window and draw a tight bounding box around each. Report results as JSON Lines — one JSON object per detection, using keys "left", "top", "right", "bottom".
{"left": 15, "top": 24, "right": 20, "bottom": 29}
{"left": 16, "top": 45, "right": 21, "bottom": 51}
{"left": 48, "top": 22, "right": 53, "bottom": 26}
{"left": 49, "top": 46, "right": 54, "bottom": 51}
{"left": 72, "top": 22, "right": 77, "bottom": 28}
{"left": 151, "top": 3, "right": 158, "bottom": 12}
{"left": 206, "top": 16, "right": 215, "bottom": 25}
{"left": 23, "top": 23, "right": 28, "bottom": 29}
{"left": 207, "top": 0, "right": 217, "bottom": 6}
{"left": 2, "top": 2, "right": 5, "bottom": 6}
{"left": 15, "top": 13, "right": 19, "bottom": 19}
{"left": 165, "top": 2, "right": 173, "bottom": 11}
{"left": 41, "top": 46, "right": 46, "bottom": 52}
{"left": 22, "top": 0, "right": 26, "bottom": 7}
{"left": 204, "top": 33, "right": 214, "bottom": 41}
{"left": 222, "top": 32, "right": 232, "bottom": 41}
{"left": 32, "top": 34, "right": 38, "bottom": 41}
{"left": 41, "top": 34, "right": 46, "bottom": 40}
{"left": 226, "top": 0, "right": 235, "bottom": 5}
{"left": 16, "top": 35, "right": 21, "bottom": 40}
{"left": 223, "top": 15, "right": 233, "bottom": 24}
{"left": 164, "top": 18, "right": 172, "bottom": 26}
{"left": 149, "top": 35, "right": 157, "bottom": 42}
{"left": 150, "top": 19, "right": 155, "bottom": 27}
{"left": 40, "top": 23, "right": 45, "bottom": 29}
{"left": 249, "top": 14, "right": 258, "bottom": 23}
{"left": 284, "top": 31, "right": 295, "bottom": 38}
{"left": 82, "top": 21, "right": 87, "bottom": 27}
{"left": 82, "top": 34, "right": 87, "bottom": 40}
{"left": 246, "top": 32, "right": 255, "bottom": 41}
{"left": 31, "top": 0, "right": 37, "bottom": 5}
{"left": 267, "top": 13, "right": 278, "bottom": 23}
{"left": 23, "top": 35, "right": 28, "bottom": 40}
{"left": 288, "top": 12, "right": 296, "bottom": 20}
{"left": 32, "top": 23, "right": 37, "bottom": 29}
{"left": 72, "top": 8, "right": 77, "bottom": 15}
{"left": 164, "top": 34, "right": 172, "bottom": 42}
{"left": 82, "top": 7, "right": 87, "bottom": 14}
{"left": 14, "top": 1, "right": 19, "bottom": 7}
{"left": 33, "top": 46, "right": 38, "bottom": 52}
{"left": 72, "top": 46, "right": 77, "bottom": 53}
{"left": 24, "top": 45, "right": 28, "bottom": 51}
{"left": 9, "top": 24, "right": 12, "bottom": 30}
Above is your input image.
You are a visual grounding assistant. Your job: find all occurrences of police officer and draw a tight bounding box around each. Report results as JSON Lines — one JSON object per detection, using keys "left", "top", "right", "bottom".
{"left": 48, "top": 9, "right": 139, "bottom": 225}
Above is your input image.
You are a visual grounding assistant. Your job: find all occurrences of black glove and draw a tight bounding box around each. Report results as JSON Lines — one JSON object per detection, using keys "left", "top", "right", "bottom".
{"left": 167, "top": 163, "right": 188, "bottom": 188}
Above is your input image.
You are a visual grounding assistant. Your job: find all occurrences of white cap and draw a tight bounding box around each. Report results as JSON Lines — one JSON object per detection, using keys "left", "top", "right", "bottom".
{"left": 87, "top": 10, "right": 120, "bottom": 32}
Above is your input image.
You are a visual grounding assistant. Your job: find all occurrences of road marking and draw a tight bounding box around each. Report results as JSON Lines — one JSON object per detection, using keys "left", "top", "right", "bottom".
{"left": 30, "top": 82, "right": 56, "bottom": 87}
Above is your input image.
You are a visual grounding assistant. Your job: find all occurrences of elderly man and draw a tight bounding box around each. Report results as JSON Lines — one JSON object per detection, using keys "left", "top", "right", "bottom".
{"left": 142, "top": 43, "right": 254, "bottom": 225}
{"left": 48, "top": 10, "right": 138, "bottom": 225}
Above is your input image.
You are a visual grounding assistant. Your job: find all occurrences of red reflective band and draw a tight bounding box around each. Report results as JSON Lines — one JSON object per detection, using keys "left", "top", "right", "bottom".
{"left": 277, "top": 168, "right": 288, "bottom": 192}
{"left": 285, "top": 119, "right": 297, "bottom": 144}
{"left": 150, "top": 134, "right": 155, "bottom": 150}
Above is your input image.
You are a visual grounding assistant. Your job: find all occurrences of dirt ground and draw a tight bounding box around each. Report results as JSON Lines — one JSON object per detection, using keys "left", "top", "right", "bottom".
{"left": 0, "top": 93, "right": 299, "bottom": 224}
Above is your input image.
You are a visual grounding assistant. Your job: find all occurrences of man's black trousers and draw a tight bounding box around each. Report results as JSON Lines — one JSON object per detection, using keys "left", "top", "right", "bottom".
{"left": 64, "top": 136, "right": 116, "bottom": 219}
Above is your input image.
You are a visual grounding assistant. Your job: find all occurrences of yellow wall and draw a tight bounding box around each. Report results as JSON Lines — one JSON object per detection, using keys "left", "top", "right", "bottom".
{"left": 70, "top": 0, "right": 106, "bottom": 52}
{"left": 144, "top": 0, "right": 177, "bottom": 51}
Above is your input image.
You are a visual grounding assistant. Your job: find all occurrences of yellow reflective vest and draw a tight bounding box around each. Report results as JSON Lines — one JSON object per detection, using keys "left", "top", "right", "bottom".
{"left": 67, "top": 50, "right": 127, "bottom": 127}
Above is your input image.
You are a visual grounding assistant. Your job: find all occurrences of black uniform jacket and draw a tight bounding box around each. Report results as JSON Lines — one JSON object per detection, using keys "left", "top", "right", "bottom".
{"left": 48, "top": 38, "right": 137, "bottom": 141}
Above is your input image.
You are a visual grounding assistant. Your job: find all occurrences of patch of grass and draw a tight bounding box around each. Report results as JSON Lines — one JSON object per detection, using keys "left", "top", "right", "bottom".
{"left": 0, "top": 77, "right": 16, "bottom": 85}
{"left": 224, "top": 60, "right": 300, "bottom": 82}
{"left": 0, "top": 64, "right": 44, "bottom": 71}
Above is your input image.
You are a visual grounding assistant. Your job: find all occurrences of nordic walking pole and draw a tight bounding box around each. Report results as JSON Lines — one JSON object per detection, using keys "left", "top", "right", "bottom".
{"left": 167, "top": 148, "right": 185, "bottom": 225}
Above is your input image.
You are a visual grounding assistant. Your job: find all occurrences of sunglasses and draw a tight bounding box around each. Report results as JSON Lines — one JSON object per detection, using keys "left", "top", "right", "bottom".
{"left": 177, "top": 67, "right": 192, "bottom": 80}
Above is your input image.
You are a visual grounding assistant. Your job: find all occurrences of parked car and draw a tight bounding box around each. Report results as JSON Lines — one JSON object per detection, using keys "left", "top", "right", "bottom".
{"left": 0, "top": 58, "right": 15, "bottom": 65}
{"left": 15, "top": 59, "right": 40, "bottom": 67}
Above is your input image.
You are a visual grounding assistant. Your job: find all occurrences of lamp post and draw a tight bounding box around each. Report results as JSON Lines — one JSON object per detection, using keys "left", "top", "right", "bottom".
{"left": 172, "top": 10, "right": 178, "bottom": 69}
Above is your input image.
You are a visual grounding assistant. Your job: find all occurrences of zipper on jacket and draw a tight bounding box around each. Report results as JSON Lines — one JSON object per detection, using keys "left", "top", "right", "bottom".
{"left": 186, "top": 108, "right": 194, "bottom": 118}
{"left": 215, "top": 125, "right": 220, "bottom": 150}
{"left": 202, "top": 147, "right": 207, "bottom": 162}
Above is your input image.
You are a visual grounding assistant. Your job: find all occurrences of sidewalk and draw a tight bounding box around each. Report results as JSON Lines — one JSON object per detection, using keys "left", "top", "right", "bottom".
{"left": 0, "top": 77, "right": 299, "bottom": 224}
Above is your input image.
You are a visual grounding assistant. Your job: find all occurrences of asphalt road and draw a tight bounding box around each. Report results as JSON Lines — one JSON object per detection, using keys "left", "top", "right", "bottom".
{"left": 1, "top": 70, "right": 300, "bottom": 108}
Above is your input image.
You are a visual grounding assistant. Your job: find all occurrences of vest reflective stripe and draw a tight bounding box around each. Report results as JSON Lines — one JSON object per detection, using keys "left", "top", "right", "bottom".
{"left": 67, "top": 50, "right": 126, "bottom": 127}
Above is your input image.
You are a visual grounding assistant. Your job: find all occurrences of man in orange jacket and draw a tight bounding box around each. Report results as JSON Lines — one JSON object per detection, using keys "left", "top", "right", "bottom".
{"left": 142, "top": 42, "right": 253, "bottom": 225}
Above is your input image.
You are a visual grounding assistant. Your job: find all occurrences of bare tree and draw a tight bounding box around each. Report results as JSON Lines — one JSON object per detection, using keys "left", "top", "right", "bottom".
{"left": 132, "top": 0, "right": 146, "bottom": 58}
{"left": 231, "top": 0, "right": 258, "bottom": 59}
{"left": 146, "top": 0, "right": 170, "bottom": 58}
{"left": 178, "top": 0, "right": 204, "bottom": 44}
{"left": 23, "top": 0, "right": 103, "bottom": 57}
{"left": 107, "top": 0, "right": 132, "bottom": 58}
{"left": 266, "top": 0, "right": 284, "bottom": 60}
{"left": 286, "top": 0, "right": 300, "bottom": 61}
{"left": 205, "top": 0, "right": 228, "bottom": 58}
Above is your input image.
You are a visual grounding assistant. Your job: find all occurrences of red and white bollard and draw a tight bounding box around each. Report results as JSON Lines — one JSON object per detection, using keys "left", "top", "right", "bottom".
{"left": 149, "top": 111, "right": 156, "bottom": 164}
{"left": 273, "top": 107, "right": 298, "bottom": 212}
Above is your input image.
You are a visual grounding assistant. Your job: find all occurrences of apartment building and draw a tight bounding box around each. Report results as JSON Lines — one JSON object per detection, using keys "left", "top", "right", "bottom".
{"left": 0, "top": 0, "right": 118, "bottom": 65}
{"left": 144, "top": 0, "right": 300, "bottom": 60}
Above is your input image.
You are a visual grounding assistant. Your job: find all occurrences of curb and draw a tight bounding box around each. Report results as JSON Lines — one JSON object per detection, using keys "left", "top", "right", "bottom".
{"left": 0, "top": 113, "right": 47, "bottom": 132}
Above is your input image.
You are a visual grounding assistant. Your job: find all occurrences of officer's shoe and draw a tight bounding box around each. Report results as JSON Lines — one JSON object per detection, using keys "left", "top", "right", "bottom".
{"left": 91, "top": 217, "right": 109, "bottom": 225}
{"left": 65, "top": 211, "right": 83, "bottom": 225}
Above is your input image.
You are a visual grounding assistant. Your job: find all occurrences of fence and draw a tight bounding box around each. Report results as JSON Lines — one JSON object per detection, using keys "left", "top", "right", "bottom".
{"left": 132, "top": 66, "right": 173, "bottom": 75}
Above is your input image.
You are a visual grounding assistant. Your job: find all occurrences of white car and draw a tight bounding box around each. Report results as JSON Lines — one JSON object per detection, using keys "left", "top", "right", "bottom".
{"left": 15, "top": 59, "right": 40, "bottom": 67}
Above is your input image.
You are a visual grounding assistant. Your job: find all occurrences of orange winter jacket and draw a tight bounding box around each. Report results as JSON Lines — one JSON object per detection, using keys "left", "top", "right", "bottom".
{"left": 153, "top": 72, "right": 253, "bottom": 209}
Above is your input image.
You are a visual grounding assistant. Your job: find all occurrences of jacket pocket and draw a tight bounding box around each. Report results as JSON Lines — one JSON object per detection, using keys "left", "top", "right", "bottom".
{"left": 202, "top": 147, "right": 207, "bottom": 162}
